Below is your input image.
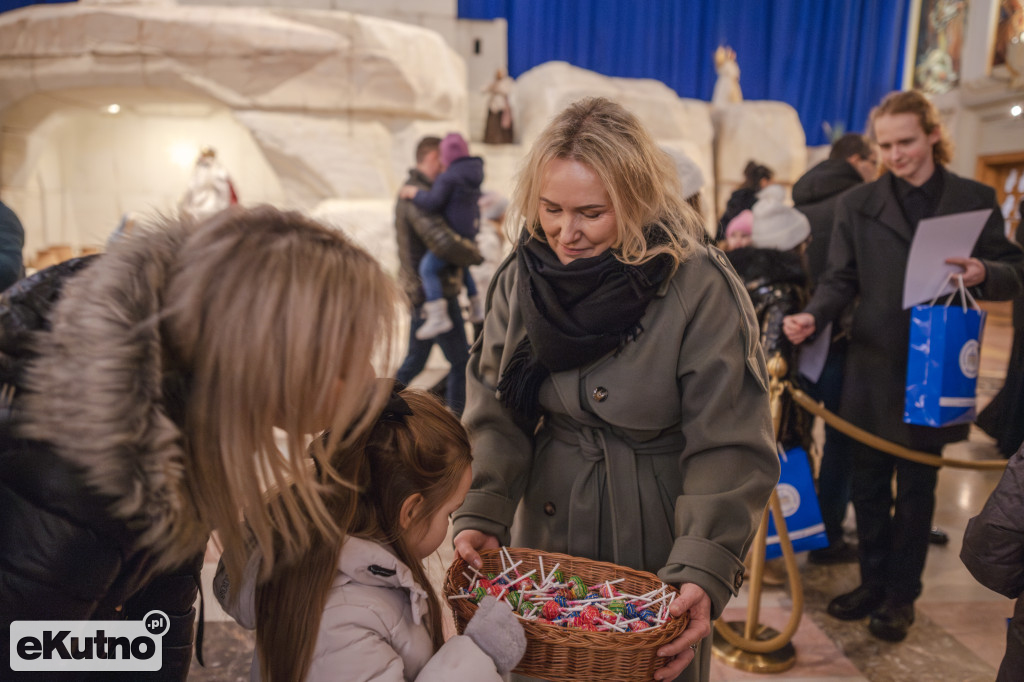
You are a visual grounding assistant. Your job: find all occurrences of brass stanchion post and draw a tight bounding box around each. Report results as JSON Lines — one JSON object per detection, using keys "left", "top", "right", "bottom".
{"left": 712, "top": 354, "right": 802, "bottom": 672}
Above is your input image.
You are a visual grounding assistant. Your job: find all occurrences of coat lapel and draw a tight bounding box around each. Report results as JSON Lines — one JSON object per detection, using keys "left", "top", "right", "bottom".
{"left": 860, "top": 172, "right": 914, "bottom": 244}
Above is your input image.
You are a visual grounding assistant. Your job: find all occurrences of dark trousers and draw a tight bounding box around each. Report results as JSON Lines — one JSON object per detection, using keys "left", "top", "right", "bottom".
{"left": 803, "top": 340, "right": 853, "bottom": 545}
{"left": 419, "top": 252, "right": 478, "bottom": 301}
{"left": 851, "top": 438, "right": 939, "bottom": 604}
{"left": 397, "top": 296, "right": 469, "bottom": 416}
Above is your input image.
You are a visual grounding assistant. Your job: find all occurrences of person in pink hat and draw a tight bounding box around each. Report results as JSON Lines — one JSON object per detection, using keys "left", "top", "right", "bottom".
{"left": 723, "top": 209, "right": 753, "bottom": 250}
{"left": 401, "top": 132, "right": 486, "bottom": 339}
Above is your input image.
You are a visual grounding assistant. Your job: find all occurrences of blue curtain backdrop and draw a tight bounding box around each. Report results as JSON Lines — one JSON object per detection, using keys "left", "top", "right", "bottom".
{"left": 0, "top": 0, "right": 73, "bottom": 12}
{"left": 460, "top": 0, "right": 909, "bottom": 146}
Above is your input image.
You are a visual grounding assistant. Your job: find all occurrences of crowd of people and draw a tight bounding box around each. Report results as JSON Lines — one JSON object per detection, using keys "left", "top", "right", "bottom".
{"left": 1, "top": 86, "right": 1023, "bottom": 682}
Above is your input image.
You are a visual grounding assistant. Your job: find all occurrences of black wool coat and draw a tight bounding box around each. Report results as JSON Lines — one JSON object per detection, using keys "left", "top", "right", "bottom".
{"left": 804, "top": 167, "right": 1024, "bottom": 452}
{"left": 792, "top": 159, "right": 865, "bottom": 286}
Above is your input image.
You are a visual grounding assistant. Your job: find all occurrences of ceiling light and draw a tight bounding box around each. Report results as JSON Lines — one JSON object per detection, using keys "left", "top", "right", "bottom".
{"left": 106, "top": 103, "right": 121, "bottom": 114}
{"left": 169, "top": 142, "right": 198, "bottom": 169}
{"left": 1012, "top": 104, "right": 1022, "bottom": 118}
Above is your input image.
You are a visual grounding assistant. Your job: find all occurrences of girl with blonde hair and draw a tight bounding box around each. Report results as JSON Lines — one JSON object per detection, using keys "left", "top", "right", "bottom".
{"left": 453, "top": 97, "right": 779, "bottom": 682}
{"left": 0, "top": 205, "right": 401, "bottom": 679}
{"left": 216, "top": 387, "right": 525, "bottom": 682}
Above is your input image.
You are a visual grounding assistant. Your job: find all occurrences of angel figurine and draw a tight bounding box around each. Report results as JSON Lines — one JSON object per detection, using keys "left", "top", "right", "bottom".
{"left": 712, "top": 46, "right": 743, "bottom": 106}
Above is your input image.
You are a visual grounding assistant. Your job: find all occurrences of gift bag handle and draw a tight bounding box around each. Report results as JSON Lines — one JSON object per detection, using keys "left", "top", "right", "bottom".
{"left": 928, "top": 272, "right": 980, "bottom": 313}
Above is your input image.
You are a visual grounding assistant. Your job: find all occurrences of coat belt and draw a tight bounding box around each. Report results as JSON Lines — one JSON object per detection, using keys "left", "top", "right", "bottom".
{"left": 546, "top": 415, "right": 683, "bottom": 568}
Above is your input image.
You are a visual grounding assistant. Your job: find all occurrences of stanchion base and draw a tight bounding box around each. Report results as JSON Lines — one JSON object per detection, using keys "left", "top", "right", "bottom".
{"left": 711, "top": 621, "right": 797, "bottom": 673}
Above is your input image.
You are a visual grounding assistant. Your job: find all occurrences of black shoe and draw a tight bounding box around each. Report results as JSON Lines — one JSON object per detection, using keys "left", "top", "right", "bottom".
{"left": 868, "top": 602, "right": 915, "bottom": 642}
{"left": 808, "top": 540, "right": 858, "bottom": 565}
{"left": 928, "top": 527, "right": 949, "bottom": 545}
{"left": 826, "top": 585, "right": 885, "bottom": 621}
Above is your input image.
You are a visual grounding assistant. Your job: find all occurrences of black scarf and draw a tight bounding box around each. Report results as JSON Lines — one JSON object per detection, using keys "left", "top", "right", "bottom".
{"left": 497, "top": 235, "right": 673, "bottom": 423}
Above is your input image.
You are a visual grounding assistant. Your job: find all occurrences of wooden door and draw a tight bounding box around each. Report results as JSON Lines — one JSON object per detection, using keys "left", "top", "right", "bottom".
{"left": 975, "top": 152, "right": 1024, "bottom": 322}
{"left": 976, "top": 152, "right": 1024, "bottom": 242}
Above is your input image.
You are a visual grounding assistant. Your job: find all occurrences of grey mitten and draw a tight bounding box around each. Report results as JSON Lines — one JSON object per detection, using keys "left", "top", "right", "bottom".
{"left": 463, "top": 595, "right": 527, "bottom": 675}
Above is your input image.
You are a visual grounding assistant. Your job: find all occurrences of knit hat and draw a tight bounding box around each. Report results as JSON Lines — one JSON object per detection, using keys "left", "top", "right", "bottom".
{"left": 479, "top": 190, "right": 509, "bottom": 222}
{"left": 750, "top": 187, "right": 810, "bottom": 251}
{"left": 660, "top": 146, "right": 705, "bottom": 200}
{"left": 440, "top": 132, "right": 470, "bottom": 167}
{"left": 725, "top": 209, "right": 753, "bottom": 239}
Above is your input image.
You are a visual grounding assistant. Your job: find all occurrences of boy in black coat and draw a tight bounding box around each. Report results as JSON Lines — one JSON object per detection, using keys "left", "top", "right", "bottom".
{"left": 784, "top": 90, "right": 1024, "bottom": 642}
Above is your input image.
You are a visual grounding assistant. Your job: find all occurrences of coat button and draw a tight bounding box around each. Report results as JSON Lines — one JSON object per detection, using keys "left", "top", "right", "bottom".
{"left": 544, "top": 502, "right": 556, "bottom": 516}
{"left": 592, "top": 386, "right": 608, "bottom": 402}
{"left": 734, "top": 569, "right": 744, "bottom": 590}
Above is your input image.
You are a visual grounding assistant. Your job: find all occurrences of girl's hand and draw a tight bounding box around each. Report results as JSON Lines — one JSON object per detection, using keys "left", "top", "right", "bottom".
{"left": 399, "top": 185, "right": 419, "bottom": 200}
{"left": 653, "top": 583, "right": 712, "bottom": 680}
{"left": 453, "top": 530, "right": 500, "bottom": 569}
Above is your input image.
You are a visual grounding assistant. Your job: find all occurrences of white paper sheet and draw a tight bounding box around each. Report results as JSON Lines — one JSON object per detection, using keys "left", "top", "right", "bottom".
{"left": 798, "top": 321, "right": 832, "bottom": 383}
{"left": 902, "top": 208, "right": 992, "bottom": 309}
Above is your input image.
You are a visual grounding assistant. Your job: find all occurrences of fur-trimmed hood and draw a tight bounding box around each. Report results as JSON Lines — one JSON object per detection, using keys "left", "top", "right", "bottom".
{"left": 725, "top": 245, "right": 807, "bottom": 289}
{"left": 14, "top": 216, "right": 208, "bottom": 569}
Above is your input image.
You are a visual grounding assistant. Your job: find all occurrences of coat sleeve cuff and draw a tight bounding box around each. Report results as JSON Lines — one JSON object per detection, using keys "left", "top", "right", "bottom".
{"left": 450, "top": 490, "right": 517, "bottom": 546}
{"left": 657, "top": 536, "right": 746, "bottom": 620}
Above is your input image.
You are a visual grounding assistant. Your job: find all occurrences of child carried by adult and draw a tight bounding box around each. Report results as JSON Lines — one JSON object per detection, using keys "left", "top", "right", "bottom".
{"left": 400, "top": 133, "right": 486, "bottom": 339}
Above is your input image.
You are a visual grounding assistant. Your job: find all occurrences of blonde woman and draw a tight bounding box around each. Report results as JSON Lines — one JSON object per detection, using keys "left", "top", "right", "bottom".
{"left": 452, "top": 97, "right": 779, "bottom": 682}
{"left": 0, "top": 206, "right": 401, "bottom": 679}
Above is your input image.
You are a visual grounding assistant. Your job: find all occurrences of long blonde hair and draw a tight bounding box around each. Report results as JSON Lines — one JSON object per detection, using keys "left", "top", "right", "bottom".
{"left": 255, "top": 388, "right": 472, "bottom": 682}
{"left": 507, "top": 96, "right": 706, "bottom": 268}
{"left": 160, "top": 206, "right": 402, "bottom": 583}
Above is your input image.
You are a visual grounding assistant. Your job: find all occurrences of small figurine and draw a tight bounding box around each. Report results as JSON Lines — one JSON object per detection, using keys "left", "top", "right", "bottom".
{"left": 179, "top": 146, "right": 238, "bottom": 221}
{"left": 482, "top": 68, "right": 514, "bottom": 144}
{"left": 712, "top": 46, "right": 743, "bottom": 106}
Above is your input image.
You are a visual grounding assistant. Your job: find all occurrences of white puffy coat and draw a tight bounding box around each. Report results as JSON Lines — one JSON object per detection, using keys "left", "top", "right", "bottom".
{"left": 215, "top": 535, "right": 505, "bottom": 682}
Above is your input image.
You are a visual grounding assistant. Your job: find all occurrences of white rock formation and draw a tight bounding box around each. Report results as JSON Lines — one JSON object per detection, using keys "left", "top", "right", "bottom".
{"left": 713, "top": 101, "right": 807, "bottom": 215}
{"left": 311, "top": 198, "right": 399, "bottom": 279}
{"left": 0, "top": 2, "right": 468, "bottom": 253}
{"left": 505, "top": 61, "right": 717, "bottom": 230}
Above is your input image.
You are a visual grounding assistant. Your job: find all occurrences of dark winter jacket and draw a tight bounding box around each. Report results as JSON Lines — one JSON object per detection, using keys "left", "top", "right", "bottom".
{"left": 792, "top": 159, "right": 864, "bottom": 286}
{"left": 726, "top": 246, "right": 808, "bottom": 358}
{"left": 0, "top": 231, "right": 208, "bottom": 680}
{"left": 396, "top": 168, "right": 483, "bottom": 308}
{"left": 411, "top": 156, "right": 484, "bottom": 239}
{"left": 961, "top": 443, "right": 1024, "bottom": 682}
{"left": 804, "top": 167, "right": 1024, "bottom": 452}
{"left": 726, "top": 246, "right": 809, "bottom": 446}
{"left": 0, "top": 199, "right": 25, "bottom": 291}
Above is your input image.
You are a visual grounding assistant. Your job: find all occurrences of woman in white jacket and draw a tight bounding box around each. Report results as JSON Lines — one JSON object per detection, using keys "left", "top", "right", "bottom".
{"left": 217, "top": 387, "right": 525, "bottom": 681}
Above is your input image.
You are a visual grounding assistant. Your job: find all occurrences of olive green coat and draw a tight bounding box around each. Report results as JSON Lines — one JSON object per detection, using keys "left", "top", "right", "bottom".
{"left": 452, "top": 243, "right": 779, "bottom": 679}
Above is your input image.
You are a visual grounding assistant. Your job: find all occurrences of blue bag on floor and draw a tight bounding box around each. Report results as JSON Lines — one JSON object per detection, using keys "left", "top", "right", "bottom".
{"left": 904, "top": 275, "right": 986, "bottom": 427}
{"left": 765, "top": 445, "right": 828, "bottom": 560}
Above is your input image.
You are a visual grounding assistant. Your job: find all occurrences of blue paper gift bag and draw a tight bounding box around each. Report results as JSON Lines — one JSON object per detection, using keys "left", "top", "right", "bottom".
{"left": 765, "top": 445, "right": 828, "bottom": 560}
{"left": 904, "top": 295, "right": 985, "bottom": 428}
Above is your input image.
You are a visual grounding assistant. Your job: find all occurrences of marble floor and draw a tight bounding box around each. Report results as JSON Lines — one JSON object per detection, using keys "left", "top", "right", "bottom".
{"left": 190, "top": 305, "right": 1019, "bottom": 681}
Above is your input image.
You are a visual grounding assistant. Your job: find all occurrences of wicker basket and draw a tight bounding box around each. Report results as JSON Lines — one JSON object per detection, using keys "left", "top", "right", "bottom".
{"left": 443, "top": 548, "right": 688, "bottom": 681}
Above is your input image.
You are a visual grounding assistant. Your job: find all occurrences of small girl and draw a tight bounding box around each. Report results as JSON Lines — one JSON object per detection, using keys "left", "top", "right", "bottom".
{"left": 216, "top": 387, "right": 525, "bottom": 682}
{"left": 401, "top": 132, "right": 486, "bottom": 339}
